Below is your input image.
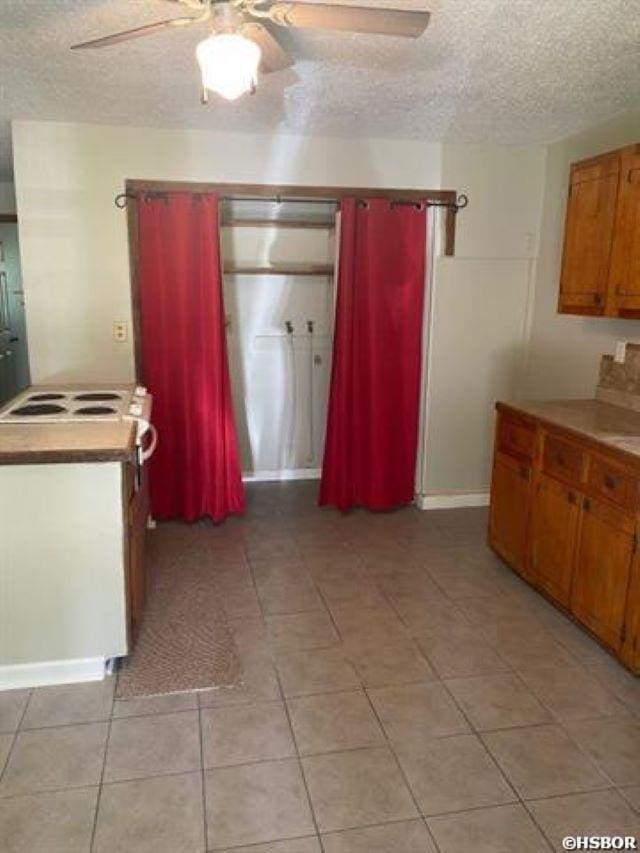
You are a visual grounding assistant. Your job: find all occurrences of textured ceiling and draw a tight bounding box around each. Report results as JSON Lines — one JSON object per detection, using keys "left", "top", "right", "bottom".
{"left": 0, "top": 0, "right": 639, "bottom": 179}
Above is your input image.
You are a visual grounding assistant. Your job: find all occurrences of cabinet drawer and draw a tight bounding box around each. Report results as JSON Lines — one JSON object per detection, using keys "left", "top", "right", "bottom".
{"left": 498, "top": 416, "right": 535, "bottom": 460}
{"left": 543, "top": 435, "right": 585, "bottom": 485}
{"left": 588, "top": 456, "right": 639, "bottom": 511}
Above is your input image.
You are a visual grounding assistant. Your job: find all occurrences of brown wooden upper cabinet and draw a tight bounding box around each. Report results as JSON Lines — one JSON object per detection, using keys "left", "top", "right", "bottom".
{"left": 558, "top": 143, "right": 640, "bottom": 317}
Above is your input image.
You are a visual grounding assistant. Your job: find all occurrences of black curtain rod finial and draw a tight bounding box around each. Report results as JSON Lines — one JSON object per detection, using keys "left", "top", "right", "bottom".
{"left": 114, "top": 191, "right": 136, "bottom": 209}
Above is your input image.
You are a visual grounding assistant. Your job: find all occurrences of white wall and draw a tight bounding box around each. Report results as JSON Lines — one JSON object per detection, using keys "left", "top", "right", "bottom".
{"left": 12, "top": 119, "right": 545, "bottom": 495}
{"left": 12, "top": 120, "right": 442, "bottom": 385}
{"left": 423, "top": 144, "right": 545, "bottom": 494}
{"left": 0, "top": 182, "right": 16, "bottom": 214}
{"left": 522, "top": 109, "right": 640, "bottom": 399}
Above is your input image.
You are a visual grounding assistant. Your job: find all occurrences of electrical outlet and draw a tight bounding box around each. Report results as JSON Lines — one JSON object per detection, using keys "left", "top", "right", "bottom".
{"left": 113, "top": 320, "right": 128, "bottom": 343}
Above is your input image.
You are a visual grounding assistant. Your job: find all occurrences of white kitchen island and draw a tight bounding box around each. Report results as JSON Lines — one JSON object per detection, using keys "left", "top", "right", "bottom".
{"left": 0, "top": 387, "right": 148, "bottom": 689}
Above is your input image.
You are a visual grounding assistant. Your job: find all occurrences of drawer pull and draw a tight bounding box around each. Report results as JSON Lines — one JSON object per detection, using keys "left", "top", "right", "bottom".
{"left": 519, "top": 466, "right": 528, "bottom": 480}
{"left": 593, "top": 294, "right": 603, "bottom": 305}
{"left": 603, "top": 473, "right": 617, "bottom": 490}
{"left": 583, "top": 497, "right": 591, "bottom": 511}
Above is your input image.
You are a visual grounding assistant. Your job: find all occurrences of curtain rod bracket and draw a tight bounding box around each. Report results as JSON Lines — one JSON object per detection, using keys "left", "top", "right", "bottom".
{"left": 114, "top": 191, "right": 137, "bottom": 209}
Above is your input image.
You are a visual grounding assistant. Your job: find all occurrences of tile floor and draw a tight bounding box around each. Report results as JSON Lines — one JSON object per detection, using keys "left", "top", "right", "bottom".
{"left": 2, "top": 481, "right": 640, "bottom": 852}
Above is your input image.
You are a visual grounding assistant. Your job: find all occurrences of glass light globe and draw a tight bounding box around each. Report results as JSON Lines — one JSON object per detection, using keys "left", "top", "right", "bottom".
{"left": 196, "top": 33, "right": 261, "bottom": 101}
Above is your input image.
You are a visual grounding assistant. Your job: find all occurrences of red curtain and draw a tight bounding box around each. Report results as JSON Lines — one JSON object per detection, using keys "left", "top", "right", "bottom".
{"left": 138, "top": 192, "right": 245, "bottom": 522}
{"left": 319, "top": 198, "right": 427, "bottom": 511}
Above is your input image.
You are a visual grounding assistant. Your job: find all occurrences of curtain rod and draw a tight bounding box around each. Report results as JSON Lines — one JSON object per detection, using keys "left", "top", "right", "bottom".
{"left": 114, "top": 190, "right": 469, "bottom": 212}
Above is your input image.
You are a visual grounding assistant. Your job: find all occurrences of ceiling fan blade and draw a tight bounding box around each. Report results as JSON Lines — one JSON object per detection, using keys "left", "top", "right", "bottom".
{"left": 70, "top": 16, "right": 198, "bottom": 50}
{"left": 268, "top": 2, "right": 430, "bottom": 37}
{"left": 242, "top": 22, "right": 293, "bottom": 73}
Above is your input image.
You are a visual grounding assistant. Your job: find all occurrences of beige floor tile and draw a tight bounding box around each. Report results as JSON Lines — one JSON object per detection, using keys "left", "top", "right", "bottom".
{"left": 0, "top": 786, "right": 98, "bottom": 853}
{"left": 445, "top": 674, "right": 551, "bottom": 731}
{"left": 0, "top": 722, "right": 108, "bottom": 797}
{"left": 276, "top": 647, "right": 360, "bottom": 698}
{"left": 330, "top": 607, "right": 409, "bottom": 643}
{"left": 368, "top": 682, "right": 469, "bottom": 743}
{"left": 199, "top": 660, "right": 281, "bottom": 707}
{"left": 266, "top": 612, "right": 339, "bottom": 650}
{"left": 112, "top": 690, "right": 199, "bottom": 718}
{"left": 529, "top": 790, "right": 640, "bottom": 852}
{"left": 220, "top": 586, "right": 262, "bottom": 619}
{"left": 202, "top": 702, "right": 295, "bottom": 767}
{"left": 563, "top": 716, "right": 640, "bottom": 785}
{"left": 427, "top": 803, "right": 549, "bottom": 853}
{"left": 205, "top": 759, "right": 314, "bottom": 849}
{"left": 417, "top": 634, "right": 509, "bottom": 679}
{"left": 315, "top": 577, "right": 385, "bottom": 611}
{"left": 374, "top": 572, "right": 443, "bottom": 600}
{"left": 321, "top": 820, "right": 437, "bottom": 852}
{"left": 257, "top": 579, "right": 325, "bottom": 615}
{"left": 389, "top": 596, "right": 472, "bottom": 637}
{"left": 21, "top": 679, "right": 114, "bottom": 729}
{"left": 0, "top": 690, "right": 31, "bottom": 734}
{"left": 483, "top": 724, "right": 609, "bottom": 799}
{"left": 395, "top": 733, "right": 516, "bottom": 815}
{"left": 288, "top": 690, "right": 384, "bottom": 755}
{"left": 590, "top": 660, "right": 640, "bottom": 713}
{"left": 345, "top": 638, "right": 436, "bottom": 687}
{"left": 302, "top": 747, "right": 417, "bottom": 832}
{"left": 94, "top": 772, "right": 204, "bottom": 852}
{"left": 518, "top": 663, "right": 628, "bottom": 721}
{"left": 0, "top": 733, "right": 12, "bottom": 773}
{"left": 490, "top": 630, "right": 577, "bottom": 671}
{"left": 619, "top": 784, "right": 640, "bottom": 812}
{"left": 218, "top": 839, "right": 321, "bottom": 853}
{"left": 429, "top": 569, "right": 506, "bottom": 600}
{"left": 104, "top": 710, "right": 201, "bottom": 782}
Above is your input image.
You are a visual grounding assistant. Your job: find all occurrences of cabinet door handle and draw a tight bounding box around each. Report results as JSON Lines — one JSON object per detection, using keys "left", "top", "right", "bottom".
{"left": 593, "top": 294, "right": 602, "bottom": 305}
{"left": 555, "top": 451, "right": 566, "bottom": 466}
{"left": 603, "top": 474, "right": 617, "bottom": 490}
{"left": 519, "top": 466, "right": 528, "bottom": 480}
{"left": 568, "top": 491, "right": 576, "bottom": 504}
{"left": 583, "top": 497, "right": 591, "bottom": 511}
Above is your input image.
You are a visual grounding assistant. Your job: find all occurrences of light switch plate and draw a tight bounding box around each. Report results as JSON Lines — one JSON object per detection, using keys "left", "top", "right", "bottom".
{"left": 113, "top": 320, "right": 128, "bottom": 343}
{"left": 614, "top": 340, "right": 627, "bottom": 364}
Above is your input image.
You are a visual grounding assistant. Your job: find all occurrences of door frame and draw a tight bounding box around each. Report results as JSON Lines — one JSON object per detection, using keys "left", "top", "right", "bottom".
{"left": 124, "top": 178, "right": 461, "bottom": 382}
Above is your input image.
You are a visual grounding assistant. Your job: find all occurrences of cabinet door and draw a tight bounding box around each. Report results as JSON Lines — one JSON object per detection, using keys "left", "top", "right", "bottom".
{"left": 571, "top": 496, "right": 635, "bottom": 651}
{"left": 609, "top": 148, "right": 640, "bottom": 313}
{"left": 530, "top": 474, "right": 580, "bottom": 606}
{"left": 558, "top": 154, "right": 619, "bottom": 315}
{"left": 489, "top": 452, "right": 531, "bottom": 577}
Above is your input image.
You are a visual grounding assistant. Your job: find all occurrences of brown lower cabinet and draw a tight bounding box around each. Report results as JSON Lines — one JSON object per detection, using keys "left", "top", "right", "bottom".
{"left": 123, "top": 462, "right": 149, "bottom": 645}
{"left": 489, "top": 403, "right": 640, "bottom": 674}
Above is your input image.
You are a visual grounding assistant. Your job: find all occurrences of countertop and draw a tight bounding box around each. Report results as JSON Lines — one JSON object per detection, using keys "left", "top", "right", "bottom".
{"left": 498, "top": 398, "right": 640, "bottom": 461}
{"left": 0, "top": 384, "right": 137, "bottom": 465}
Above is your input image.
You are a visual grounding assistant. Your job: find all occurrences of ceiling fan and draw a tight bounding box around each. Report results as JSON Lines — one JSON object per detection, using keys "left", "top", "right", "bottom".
{"left": 71, "top": 0, "right": 430, "bottom": 101}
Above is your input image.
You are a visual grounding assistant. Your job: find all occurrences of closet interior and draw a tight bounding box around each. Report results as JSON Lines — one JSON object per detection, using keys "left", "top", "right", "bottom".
{"left": 220, "top": 196, "right": 337, "bottom": 480}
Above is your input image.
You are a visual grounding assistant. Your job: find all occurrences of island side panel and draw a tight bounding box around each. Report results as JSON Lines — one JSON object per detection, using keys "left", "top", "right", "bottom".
{"left": 1, "top": 461, "right": 128, "bottom": 672}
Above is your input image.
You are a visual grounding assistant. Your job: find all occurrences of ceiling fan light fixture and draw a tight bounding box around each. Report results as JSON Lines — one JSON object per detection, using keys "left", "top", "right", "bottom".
{"left": 196, "top": 32, "right": 261, "bottom": 101}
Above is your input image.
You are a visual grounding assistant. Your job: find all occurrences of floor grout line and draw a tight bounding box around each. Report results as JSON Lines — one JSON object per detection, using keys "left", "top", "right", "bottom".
{"left": 0, "top": 689, "right": 32, "bottom": 786}
{"left": 88, "top": 679, "right": 116, "bottom": 852}
{"left": 244, "top": 538, "right": 326, "bottom": 853}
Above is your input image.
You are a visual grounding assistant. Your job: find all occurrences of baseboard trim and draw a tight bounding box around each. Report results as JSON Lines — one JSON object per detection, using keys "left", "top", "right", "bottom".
{"left": 416, "top": 491, "right": 490, "bottom": 510}
{"left": 0, "top": 657, "right": 106, "bottom": 690}
{"left": 243, "top": 469, "right": 321, "bottom": 483}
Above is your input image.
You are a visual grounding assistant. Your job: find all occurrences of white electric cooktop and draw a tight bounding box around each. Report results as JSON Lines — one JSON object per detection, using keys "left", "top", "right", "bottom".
{"left": 0, "top": 388, "right": 136, "bottom": 423}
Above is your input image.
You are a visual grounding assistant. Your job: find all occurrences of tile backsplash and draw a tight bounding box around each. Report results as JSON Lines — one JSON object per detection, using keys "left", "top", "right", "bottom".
{"left": 597, "top": 344, "right": 640, "bottom": 412}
